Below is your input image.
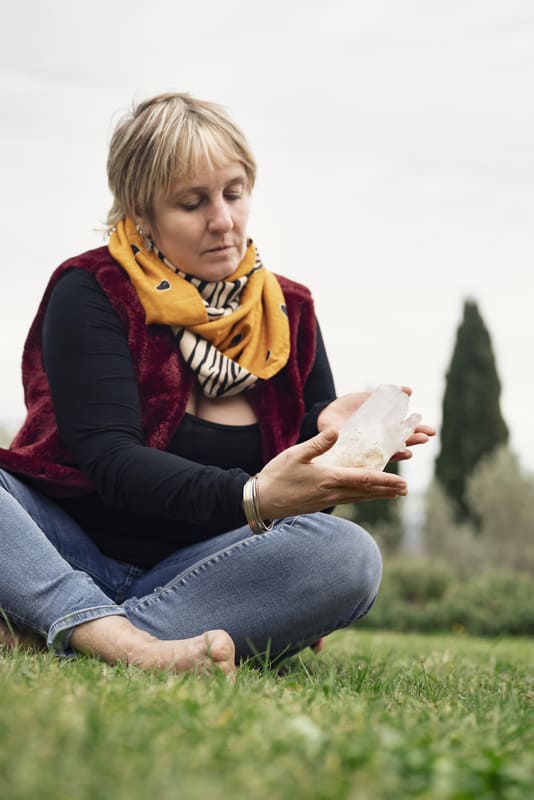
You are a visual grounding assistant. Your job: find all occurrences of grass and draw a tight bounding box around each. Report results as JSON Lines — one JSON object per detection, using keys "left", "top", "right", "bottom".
{"left": 1, "top": 630, "right": 532, "bottom": 800}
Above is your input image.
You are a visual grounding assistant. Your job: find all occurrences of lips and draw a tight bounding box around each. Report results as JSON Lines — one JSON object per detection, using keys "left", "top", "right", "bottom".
{"left": 204, "top": 244, "right": 234, "bottom": 254}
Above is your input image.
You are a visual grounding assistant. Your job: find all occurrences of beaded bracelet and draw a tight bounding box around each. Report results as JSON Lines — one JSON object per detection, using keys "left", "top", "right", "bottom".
{"left": 243, "top": 475, "right": 274, "bottom": 534}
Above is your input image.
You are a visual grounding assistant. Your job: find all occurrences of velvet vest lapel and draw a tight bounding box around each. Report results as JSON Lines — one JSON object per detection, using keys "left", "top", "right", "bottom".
{"left": 0, "top": 246, "right": 317, "bottom": 497}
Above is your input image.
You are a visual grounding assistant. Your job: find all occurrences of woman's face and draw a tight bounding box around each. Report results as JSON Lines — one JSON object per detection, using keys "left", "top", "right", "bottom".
{"left": 141, "top": 160, "right": 251, "bottom": 282}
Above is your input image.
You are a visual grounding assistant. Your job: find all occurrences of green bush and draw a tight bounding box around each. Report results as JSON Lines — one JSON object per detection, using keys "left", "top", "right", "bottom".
{"left": 422, "top": 481, "right": 485, "bottom": 578}
{"left": 360, "top": 558, "right": 534, "bottom": 637}
{"left": 467, "top": 447, "right": 534, "bottom": 574}
{"left": 443, "top": 571, "right": 534, "bottom": 637}
{"left": 381, "top": 558, "right": 453, "bottom": 603}
{"left": 361, "top": 558, "right": 454, "bottom": 633}
{"left": 424, "top": 447, "right": 534, "bottom": 577}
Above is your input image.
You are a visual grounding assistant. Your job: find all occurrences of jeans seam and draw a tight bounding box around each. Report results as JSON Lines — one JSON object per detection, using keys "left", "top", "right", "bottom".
{"left": 114, "top": 565, "right": 145, "bottom": 604}
{"left": 45, "top": 550, "right": 144, "bottom": 602}
{"left": 54, "top": 553, "right": 118, "bottom": 596}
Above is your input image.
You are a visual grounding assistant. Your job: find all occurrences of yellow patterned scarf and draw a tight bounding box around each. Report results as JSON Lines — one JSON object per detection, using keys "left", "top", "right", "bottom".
{"left": 108, "top": 218, "right": 290, "bottom": 397}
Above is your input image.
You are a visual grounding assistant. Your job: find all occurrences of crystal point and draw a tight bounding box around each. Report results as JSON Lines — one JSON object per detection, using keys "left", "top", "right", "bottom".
{"left": 318, "top": 384, "right": 422, "bottom": 470}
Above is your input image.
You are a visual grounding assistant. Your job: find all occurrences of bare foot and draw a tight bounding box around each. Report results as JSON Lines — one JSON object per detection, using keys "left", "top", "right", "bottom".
{"left": 70, "top": 616, "right": 236, "bottom": 677}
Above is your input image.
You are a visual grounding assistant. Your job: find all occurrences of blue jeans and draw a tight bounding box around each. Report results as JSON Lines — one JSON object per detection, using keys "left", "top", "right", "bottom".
{"left": 0, "top": 469, "right": 382, "bottom": 662}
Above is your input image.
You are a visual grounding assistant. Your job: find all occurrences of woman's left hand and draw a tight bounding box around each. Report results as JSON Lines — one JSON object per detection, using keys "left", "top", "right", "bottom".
{"left": 317, "top": 392, "right": 371, "bottom": 432}
{"left": 317, "top": 389, "right": 436, "bottom": 461}
{"left": 389, "top": 423, "right": 436, "bottom": 461}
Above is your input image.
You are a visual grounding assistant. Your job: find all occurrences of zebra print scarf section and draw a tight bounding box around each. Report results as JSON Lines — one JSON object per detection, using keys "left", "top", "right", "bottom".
{"left": 166, "top": 250, "right": 265, "bottom": 397}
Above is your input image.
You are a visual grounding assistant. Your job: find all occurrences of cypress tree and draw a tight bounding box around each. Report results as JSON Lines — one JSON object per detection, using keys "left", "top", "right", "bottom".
{"left": 435, "top": 299, "right": 508, "bottom": 519}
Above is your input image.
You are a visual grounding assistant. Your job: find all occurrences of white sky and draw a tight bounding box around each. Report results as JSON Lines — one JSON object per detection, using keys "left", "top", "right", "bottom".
{"left": 1, "top": 0, "right": 533, "bottom": 493}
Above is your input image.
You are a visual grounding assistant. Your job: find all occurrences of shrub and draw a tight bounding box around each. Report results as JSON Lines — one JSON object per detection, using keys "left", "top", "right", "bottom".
{"left": 443, "top": 571, "right": 534, "bottom": 637}
{"left": 359, "top": 558, "right": 534, "bottom": 637}
{"left": 423, "top": 447, "right": 534, "bottom": 577}
{"left": 361, "top": 558, "right": 454, "bottom": 633}
{"left": 422, "top": 481, "right": 488, "bottom": 578}
{"left": 381, "top": 557, "right": 453, "bottom": 603}
{"left": 466, "top": 446, "right": 534, "bottom": 575}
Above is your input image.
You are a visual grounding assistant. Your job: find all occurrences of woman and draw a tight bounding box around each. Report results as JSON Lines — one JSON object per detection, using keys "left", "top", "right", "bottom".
{"left": 0, "top": 93, "right": 433, "bottom": 676}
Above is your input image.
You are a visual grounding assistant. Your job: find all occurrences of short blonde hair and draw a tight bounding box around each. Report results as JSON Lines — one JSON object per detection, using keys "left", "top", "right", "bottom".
{"left": 106, "top": 92, "right": 257, "bottom": 229}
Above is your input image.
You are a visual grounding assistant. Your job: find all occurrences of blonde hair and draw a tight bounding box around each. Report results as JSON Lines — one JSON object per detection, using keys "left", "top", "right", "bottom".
{"left": 106, "top": 92, "right": 257, "bottom": 230}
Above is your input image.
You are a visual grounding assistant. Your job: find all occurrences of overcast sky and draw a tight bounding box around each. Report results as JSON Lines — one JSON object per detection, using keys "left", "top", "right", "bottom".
{"left": 1, "top": 0, "right": 533, "bottom": 493}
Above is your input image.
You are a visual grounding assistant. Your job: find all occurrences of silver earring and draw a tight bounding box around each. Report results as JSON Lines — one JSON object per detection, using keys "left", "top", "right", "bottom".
{"left": 136, "top": 224, "right": 153, "bottom": 251}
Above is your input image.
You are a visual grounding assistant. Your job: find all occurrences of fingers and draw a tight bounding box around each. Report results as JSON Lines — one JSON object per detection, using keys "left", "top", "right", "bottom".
{"left": 339, "top": 484, "right": 406, "bottom": 502}
{"left": 405, "top": 434, "right": 428, "bottom": 446}
{"left": 297, "top": 427, "right": 339, "bottom": 460}
{"left": 390, "top": 449, "right": 413, "bottom": 461}
{"left": 415, "top": 424, "right": 436, "bottom": 436}
{"left": 405, "top": 431, "right": 434, "bottom": 447}
{"left": 330, "top": 466, "right": 407, "bottom": 502}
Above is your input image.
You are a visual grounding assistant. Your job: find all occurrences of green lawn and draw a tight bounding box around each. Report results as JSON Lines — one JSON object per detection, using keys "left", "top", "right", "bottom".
{"left": 1, "top": 630, "right": 532, "bottom": 800}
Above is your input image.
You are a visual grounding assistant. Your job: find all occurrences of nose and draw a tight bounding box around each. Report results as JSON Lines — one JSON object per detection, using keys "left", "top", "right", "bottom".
{"left": 207, "top": 197, "right": 233, "bottom": 234}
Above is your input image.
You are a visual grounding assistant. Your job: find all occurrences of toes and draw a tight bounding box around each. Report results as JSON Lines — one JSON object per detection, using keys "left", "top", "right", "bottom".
{"left": 203, "top": 630, "right": 237, "bottom": 675}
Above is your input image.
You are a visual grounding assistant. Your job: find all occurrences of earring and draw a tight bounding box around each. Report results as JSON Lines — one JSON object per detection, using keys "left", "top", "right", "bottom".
{"left": 135, "top": 223, "right": 153, "bottom": 251}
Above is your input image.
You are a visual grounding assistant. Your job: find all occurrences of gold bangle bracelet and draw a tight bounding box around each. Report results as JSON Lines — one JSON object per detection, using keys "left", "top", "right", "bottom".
{"left": 243, "top": 475, "right": 273, "bottom": 534}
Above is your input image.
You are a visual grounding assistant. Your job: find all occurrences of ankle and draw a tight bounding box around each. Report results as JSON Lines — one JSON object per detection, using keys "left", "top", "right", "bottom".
{"left": 70, "top": 615, "right": 156, "bottom": 665}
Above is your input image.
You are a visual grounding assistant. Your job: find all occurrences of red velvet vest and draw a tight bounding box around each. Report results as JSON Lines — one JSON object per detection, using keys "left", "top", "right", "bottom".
{"left": 0, "top": 247, "right": 317, "bottom": 497}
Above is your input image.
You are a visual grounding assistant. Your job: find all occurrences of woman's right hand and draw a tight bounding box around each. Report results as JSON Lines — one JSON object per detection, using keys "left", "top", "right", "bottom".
{"left": 256, "top": 429, "right": 407, "bottom": 521}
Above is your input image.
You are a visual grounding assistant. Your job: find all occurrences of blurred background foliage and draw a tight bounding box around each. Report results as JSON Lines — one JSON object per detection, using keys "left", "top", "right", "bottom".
{"left": 435, "top": 299, "right": 509, "bottom": 522}
{"left": 340, "top": 299, "right": 534, "bottom": 636}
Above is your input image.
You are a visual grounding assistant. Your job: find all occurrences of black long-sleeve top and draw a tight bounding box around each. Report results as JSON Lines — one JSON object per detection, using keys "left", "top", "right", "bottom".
{"left": 42, "top": 269, "right": 336, "bottom": 567}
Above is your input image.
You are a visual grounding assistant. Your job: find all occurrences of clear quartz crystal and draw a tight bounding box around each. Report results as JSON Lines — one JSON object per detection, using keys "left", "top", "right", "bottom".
{"left": 317, "top": 384, "right": 422, "bottom": 470}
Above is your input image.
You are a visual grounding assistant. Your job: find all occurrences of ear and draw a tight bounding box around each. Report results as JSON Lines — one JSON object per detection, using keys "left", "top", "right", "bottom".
{"left": 132, "top": 203, "right": 149, "bottom": 231}
{"left": 133, "top": 212, "right": 156, "bottom": 251}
